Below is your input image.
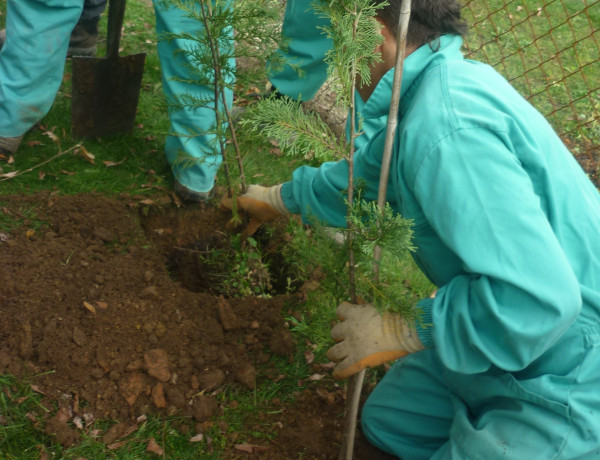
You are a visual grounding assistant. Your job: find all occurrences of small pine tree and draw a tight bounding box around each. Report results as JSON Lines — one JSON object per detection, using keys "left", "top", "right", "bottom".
{"left": 159, "top": 0, "right": 286, "bottom": 193}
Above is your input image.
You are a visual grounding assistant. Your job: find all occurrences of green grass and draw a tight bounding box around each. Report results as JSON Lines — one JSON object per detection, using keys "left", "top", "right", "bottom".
{"left": 462, "top": 0, "right": 600, "bottom": 154}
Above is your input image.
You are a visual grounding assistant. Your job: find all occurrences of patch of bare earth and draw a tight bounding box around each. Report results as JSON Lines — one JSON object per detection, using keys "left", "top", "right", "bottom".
{"left": 0, "top": 191, "right": 392, "bottom": 459}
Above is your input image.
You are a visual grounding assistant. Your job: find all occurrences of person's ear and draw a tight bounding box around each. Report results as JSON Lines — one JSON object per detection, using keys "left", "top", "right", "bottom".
{"left": 375, "top": 18, "right": 398, "bottom": 64}
{"left": 374, "top": 17, "right": 389, "bottom": 54}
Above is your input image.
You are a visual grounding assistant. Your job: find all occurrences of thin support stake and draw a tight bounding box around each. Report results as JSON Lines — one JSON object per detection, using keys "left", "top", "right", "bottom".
{"left": 339, "top": 1, "right": 412, "bottom": 460}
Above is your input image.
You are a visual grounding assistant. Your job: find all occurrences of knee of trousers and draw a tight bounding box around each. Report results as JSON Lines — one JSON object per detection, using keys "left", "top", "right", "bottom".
{"left": 360, "top": 392, "right": 404, "bottom": 452}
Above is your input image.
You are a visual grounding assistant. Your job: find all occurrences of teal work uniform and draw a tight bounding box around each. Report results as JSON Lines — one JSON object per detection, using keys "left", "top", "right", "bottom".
{"left": 0, "top": 0, "right": 83, "bottom": 138}
{"left": 268, "top": 0, "right": 331, "bottom": 101}
{"left": 281, "top": 35, "right": 600, "bottom": 458}
{"left": 157, "top": 0, "right": 329, "bottom": 193}
{"left": 153, "top": 0, "right": 235, "bottom": 194}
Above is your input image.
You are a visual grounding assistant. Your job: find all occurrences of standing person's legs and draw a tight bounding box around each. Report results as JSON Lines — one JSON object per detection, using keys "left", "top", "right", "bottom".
{"left": 0, "top": 0, "right": 83, "bottom": 153}
{"left": 153, "top": 0, "right": 234, "bottom": 200}
{"left": 69, "top": 0, "right": 108, "bottom": 57}
{"left": 267, "top": 0, "right": 330, "bottom": 101}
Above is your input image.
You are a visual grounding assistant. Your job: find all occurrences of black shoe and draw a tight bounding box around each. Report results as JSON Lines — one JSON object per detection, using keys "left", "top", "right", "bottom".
{"left": 68, "top": 18, "right": 99, "bottom": 57}
{"left": 174, "top": 180, "right": 215, "bottom": 203}
{"left": 0, "top": 135, "right": 23, "bottom": 157}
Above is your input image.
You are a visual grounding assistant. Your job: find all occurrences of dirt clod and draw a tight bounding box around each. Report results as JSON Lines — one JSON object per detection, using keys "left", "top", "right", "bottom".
{"left": 197, "top": 369, "right": 225, "bottom": 392}
{"left": 144, "top": 349, "right": 171, "bottom": 383}
{"left": 191, "top": 395, "right": 218, "bottom": 422}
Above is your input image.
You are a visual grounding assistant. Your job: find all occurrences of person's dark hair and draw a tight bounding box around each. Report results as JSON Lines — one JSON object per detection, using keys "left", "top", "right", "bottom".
{"left": 376, "top": 0, "right": 468, "bottom": 48}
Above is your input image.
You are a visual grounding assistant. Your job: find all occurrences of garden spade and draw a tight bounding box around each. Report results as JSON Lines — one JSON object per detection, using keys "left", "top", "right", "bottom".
{"left": 71, "top": 0, "right": 146, "bottom": 137}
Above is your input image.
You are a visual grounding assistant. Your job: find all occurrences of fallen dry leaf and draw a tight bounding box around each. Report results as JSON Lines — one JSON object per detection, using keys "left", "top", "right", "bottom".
{"left": 189, "top": 433, "right": 204, "bottom": 442}
{"left": 73, "top": 417, "right": 84, "bottom": 430}
{"left": 78, "top": 146, "right": 95, "bottom": 164}
{"left": 60, "top": 170, "right": 76, "bottom": 176}
{"left": 95, "top": 301, "right": 108, "bottom": 310}
{"left": 103, "top": 157, "right": 126, "bottom": 167}
{"left": 319, "top": 362, "right": 336, "bottom": 370}
{"left": 146, "top": 437, "right": 164, "bottom": 456}
{"left": 304, "top": 350, "right": 315, "bottom": 364}
{"left": 234, "top": 443, "right": 268, "bottom": 454}
{"left": 139, "top": 199, "right": 156, "bottom": 206}
{"left": 27, "top": 140, "right": 42, "bottom": 147}
{"left": 39, "top": 448, "right": 50, "bottom": 460}
{"left": 25, "top": 229, "right": 35, "bottom": 238}
{"left": 83, "top": 301, "right": 96, "bottom": 314}
{"left": 30, "top": 384, "right": 46, "bottom": 395}
{"left": 44, "top": 131, "right": 60, "bottom": 143}
{"left": 107, "top": 440, "right": 127, "bottom": 450}
{"left": 0, "top": 171, "right": 19, "bottom": 179}
{"left": 38, "top": 171, "right": 46, "bottom": 180}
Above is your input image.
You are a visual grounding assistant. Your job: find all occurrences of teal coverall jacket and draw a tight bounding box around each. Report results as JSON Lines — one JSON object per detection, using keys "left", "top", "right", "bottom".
{"left": 281, "top": 35, "right": 600, "bottom": 459}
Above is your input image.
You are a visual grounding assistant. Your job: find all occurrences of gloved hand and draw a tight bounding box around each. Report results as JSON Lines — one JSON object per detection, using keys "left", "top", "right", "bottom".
{"left": 327, "top": 302, "right": 424, "bottom": 379}
{"left": 219, "top": 184, "right": 290, "bottom": 238}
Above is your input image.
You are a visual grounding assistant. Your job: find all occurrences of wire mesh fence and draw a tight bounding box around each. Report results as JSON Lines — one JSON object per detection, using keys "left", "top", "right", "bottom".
{"left": 462, "top": 0, "right": 600, "bottom": 182}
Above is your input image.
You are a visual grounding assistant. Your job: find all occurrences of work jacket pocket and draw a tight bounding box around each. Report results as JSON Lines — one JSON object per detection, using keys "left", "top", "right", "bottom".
{"left": 500, "top": 372, "right": 571, "bottom": 419}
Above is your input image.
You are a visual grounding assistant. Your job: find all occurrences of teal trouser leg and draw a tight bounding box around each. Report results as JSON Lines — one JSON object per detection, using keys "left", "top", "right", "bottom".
{"left": 267, "top": 0, "right": 330, "bottom": 101}
{"left": 361, "top": 350, "right": 453, "bottom": 459}
{"left": 362, "top": 324, "right": 600, "bottom": 459}
{"left": 0, "top": 0, "right": 82, "bottom": 137}
{"left": 153, "top": 0, "right": 234, "bottom": 193}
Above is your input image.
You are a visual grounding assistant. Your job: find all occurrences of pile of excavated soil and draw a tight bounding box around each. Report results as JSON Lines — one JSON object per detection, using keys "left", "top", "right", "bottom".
{"left": 0, "top": 191, "right": 393, "bottom": 459}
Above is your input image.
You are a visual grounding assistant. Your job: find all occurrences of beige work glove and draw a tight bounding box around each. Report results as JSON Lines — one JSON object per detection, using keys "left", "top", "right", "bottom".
{"left": 219, "top": 184, "right": 289, "bottom": 238}
{"left": 327, "top": 302, "right": 425, "bottom": 380}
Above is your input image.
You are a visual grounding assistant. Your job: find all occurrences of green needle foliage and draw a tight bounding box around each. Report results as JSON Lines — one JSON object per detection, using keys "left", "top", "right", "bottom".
{"left": 240, "top": 96, "right": 347, "bottom": 162}
{"left": 288, "top": 195, "right": 420, "bottom": 321}
{"left": 314, "top": 0, "right": 385, "bottom": 108}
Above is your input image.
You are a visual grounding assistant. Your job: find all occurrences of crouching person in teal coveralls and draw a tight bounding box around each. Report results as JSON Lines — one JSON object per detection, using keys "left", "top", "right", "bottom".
{"left": 221, "top": 0, "right": 600, "bottom": 458}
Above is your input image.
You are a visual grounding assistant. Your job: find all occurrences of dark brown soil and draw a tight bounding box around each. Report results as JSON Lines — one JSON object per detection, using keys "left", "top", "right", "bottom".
{"left": 0, "top": 190, "right": 394, "bottom": 459}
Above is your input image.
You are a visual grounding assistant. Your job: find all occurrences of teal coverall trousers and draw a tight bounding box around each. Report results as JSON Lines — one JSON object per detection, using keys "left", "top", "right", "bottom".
{"left": 154, "top": 0, "right": 331, "bottom": 193}
{"left": 152, "top": 0, "right": 235, "bottom": 194}
{"left": 363, "top": 325, "right": 600, "bottom": 459}
{"left": 0, "top": 0, "right": 82, "bottom": 137}
{"left": 268, "top": 0, "right": 331, "bottom": 101}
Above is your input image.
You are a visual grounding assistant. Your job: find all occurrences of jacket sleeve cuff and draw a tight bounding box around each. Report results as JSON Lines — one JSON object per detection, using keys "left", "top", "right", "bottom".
{"left": 415, "top": 297, "right": 434, "bottom": 348}
{"left": 281, "top": 181, "right": 301, "bottom": 215}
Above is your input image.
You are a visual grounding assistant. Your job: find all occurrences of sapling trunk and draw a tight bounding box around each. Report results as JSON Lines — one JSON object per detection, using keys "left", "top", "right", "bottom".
{"left": 197, "top": 0, "right": 247, "bottom": 197}
{"left": 339, "top": 6, "right": 363, "bottom": 460}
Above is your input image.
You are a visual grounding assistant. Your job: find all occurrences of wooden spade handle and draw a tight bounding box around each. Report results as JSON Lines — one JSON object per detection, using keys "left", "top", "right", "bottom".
{"left": 106, "top": 0, "right": 126, "bottom": 58}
